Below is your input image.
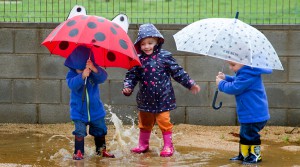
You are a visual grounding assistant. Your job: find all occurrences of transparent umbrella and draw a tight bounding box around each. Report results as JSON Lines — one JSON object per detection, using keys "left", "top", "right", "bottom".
{"left": 174, "top": 12, "right": 284, "bottom": 110}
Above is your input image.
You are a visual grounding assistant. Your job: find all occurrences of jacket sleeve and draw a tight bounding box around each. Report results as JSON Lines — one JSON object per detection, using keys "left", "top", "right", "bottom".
{"left": 90, "top": 66, "right": 108, "bottom": 84}
{"left": 123, "top": 66, "right": 140, "bottom": 89}
{"left": 165, "top": 54, "right": 195, "bottom": 89}
{"left": 225, "top": 75, "right": 235, "bottom": 82}
{"left": 66, "top": 70, "right": 85, "bottom": 91}
{"left": 218, "top": 74, "right": 256, "bottom": 95}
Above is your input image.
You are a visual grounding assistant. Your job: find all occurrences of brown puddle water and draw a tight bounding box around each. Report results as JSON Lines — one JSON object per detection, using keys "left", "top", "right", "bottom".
{"left": 0, "top": 133, "right": 299, "bottom": 167}
{"left": 0, "top": 112, "right": 299, "bottom": 167}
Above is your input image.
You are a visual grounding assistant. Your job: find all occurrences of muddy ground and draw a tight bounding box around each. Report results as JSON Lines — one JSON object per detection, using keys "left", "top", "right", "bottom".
{"left": 1, "top": 123, "right": 299, "bottom": 152}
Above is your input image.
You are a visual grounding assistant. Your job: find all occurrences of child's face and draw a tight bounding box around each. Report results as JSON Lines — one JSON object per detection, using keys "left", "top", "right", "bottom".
{"left": 140, "top": 37, "right": 158, "bottom": 55}
{"left": 227, "top": 61, "right": 244, "bottom": 72}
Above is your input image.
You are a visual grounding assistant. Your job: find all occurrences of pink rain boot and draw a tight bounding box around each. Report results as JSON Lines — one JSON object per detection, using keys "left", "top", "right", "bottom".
{"left": 160, "top": 131, "right": 174, "bottom": 157}
{"left": 131, "top": 129, "right": 151, "bottom": 153}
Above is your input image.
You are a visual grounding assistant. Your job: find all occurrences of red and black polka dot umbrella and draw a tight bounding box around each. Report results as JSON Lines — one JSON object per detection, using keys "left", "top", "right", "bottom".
{"left": 42, "top": 15, "right": 141, "bottom": 69}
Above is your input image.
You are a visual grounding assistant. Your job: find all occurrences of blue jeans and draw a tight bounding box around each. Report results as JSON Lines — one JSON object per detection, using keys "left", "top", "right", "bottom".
{"left": 72, "top": 118, "right": 107, "bottom": 137}
{"left": 239, "top": 121, "right": 267, "bottom": 145}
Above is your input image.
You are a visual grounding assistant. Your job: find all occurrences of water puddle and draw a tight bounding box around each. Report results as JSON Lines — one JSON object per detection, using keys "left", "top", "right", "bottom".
{"left": 0, "top": 106, "right": 299, "bottom": 166}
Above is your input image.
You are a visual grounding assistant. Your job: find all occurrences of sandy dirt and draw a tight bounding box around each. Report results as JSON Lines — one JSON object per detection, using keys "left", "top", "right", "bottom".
{"left": 0, "top": 123, "right": 299, "bottom": 152}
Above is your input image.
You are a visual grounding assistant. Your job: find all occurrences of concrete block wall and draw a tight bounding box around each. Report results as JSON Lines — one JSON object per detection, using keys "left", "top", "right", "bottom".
{"left": 0, "top": 23, "right": 299, "bottom": 126}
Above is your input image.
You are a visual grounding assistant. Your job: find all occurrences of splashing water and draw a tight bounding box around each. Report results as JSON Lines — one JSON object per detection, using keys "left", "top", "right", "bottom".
{"left": 104, "top": 104, "right": 162, "bottom": 157}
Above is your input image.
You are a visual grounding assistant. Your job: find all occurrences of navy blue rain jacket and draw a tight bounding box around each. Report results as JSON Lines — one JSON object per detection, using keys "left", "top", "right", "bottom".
{"left": 124, "top": 23, "right": 196, "bottom": 113}
{"left": 218, "top": 66, "right": 272, "bottom": 123}
{"left": 124, "top": 49, "right": 195, "bottom": 113}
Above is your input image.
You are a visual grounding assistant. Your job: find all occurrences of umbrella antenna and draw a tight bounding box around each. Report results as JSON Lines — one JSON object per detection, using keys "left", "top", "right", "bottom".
{"left": 235, "top": 11, "right": 239, "bottom": 19}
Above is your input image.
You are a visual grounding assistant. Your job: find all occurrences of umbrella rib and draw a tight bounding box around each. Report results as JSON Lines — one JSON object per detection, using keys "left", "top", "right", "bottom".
{"left": 207, "top": 19, "right": 231, "bottom": 57}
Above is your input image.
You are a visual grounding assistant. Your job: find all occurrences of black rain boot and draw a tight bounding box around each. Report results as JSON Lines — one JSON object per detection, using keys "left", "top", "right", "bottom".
{"left": 94, "top": 136, "right": 115, "bottom": 158}
{"left": 230, "top": 144, "right": 250, "bottom": 161}
{"left": 243, "top": 145, "right": 262, "bottom": 164}
{"left": 73, "top": 136, "right": 84, "bottom": 160}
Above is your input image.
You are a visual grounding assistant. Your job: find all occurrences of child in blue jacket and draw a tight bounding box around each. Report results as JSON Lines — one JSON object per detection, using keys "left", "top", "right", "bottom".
{"left": 64, "top": 45, "right": 114, "bottom": 160}
{"left": 216, "top": 61, "right": 272, "bottom": 164}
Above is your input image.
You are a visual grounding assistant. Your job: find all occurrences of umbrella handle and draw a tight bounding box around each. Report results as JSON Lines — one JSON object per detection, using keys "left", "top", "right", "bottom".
{"left": 81, "top": 77, "right": 87, "bottom": 102}
{"left": 212, "top": 89, "right": 222, "bottom": 110}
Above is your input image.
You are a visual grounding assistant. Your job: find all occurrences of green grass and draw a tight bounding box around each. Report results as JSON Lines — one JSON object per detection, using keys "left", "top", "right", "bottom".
{"left": 0, "top": 0, "right": 299, "bottom": 24}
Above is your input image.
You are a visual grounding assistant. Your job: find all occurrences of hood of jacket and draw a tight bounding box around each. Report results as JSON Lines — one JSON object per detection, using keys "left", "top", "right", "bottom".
{"left": 64, "top": 45, "right": 97, "bottom": 70}
{"left": 134, "top": 23, "right": 164, "bottom": 54}
{"left": 236, "top": 65, "right": 273, "bottom": 76}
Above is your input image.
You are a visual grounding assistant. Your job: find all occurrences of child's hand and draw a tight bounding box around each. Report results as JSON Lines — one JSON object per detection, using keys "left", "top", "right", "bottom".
{"left": 190, "top": 84, "right": 200, "bottom": 94}
{"left": 82, "top": 68, "right": 91, "bottom": 79}
{"left": 217, "top": 72, "right": 225, "bottom": 79}
{"left": 216, "top": 76, "right": 223, "bottom": 87}
{"left": 86, "top": 59, "right": 98, "bottom": 73}
{"left": 122, "top": 88, "right": 132, "bottom": 96}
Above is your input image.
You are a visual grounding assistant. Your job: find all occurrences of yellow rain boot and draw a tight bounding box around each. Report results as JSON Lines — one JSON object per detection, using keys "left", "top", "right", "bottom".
{"left": 243, "top": 145, "right": 262, "bottom": 164}
{"left": 230, "top": 144, "right": 250, "bottom": 161}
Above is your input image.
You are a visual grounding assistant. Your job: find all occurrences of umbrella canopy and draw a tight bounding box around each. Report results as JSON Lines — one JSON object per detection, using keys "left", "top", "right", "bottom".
{"left": 42, "top": 14, "right": 141, "bottom": 69}
{"left": 173, "top": 17, "right": 284, "bottom": 70}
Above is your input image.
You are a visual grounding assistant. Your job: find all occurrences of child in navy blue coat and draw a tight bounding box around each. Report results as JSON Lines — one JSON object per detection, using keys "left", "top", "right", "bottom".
{"left": 122, "top": 24, "right": 200, "bottom": 157}
{"left": 64, "top": 45, "right": 114, "bottom": 160}
{"left": 216, "top": 61, "right": 272, "bottom": 164}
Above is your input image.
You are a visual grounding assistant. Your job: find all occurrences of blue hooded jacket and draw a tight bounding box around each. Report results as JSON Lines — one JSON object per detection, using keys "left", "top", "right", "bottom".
{"left": 218, "top": 65, "right": 272, "bottom": 123}
{"left": 65, "top": 46, "right": 107, "bottom": 122}
{"left": 124, "top": 24, "right": 196, "bottom": 113}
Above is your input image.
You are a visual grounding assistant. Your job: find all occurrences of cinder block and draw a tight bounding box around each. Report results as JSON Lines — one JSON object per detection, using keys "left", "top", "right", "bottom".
{"left": 0, "top": 104, "right": 37, "bottom": 123}
{"left": 266, "top": 83, "right": 300, "bottom": 108}
{"left": 173, "top": 82, "right": 209, "bottom": 107}
{"left": 268, "top": 108, "right": 287, "bottom": 126}
{"left": 263, "top": 57, "right": 287, "bottom": 83}
{"left": 0, "top": 55, "right": 37, "bottom": 78}
{"left": 264, "top": 31, "right": 300, "bottom": 56}
{"left": 39, "top": 104, "right": 70, "bottom": 123}
{"left": 13, "top": 79, "right": 36, "bottom": 103}
{"left": 106, "top": 68, "right": 128, "bottom": 80}
{"left": 61, "top": 81, "right": 70, "bottom": 104}
{"left": 37, "top": 80, "right": 61, "bottom": 103}
{"left": 39, "top": 54, "right": 67, "bottom": 79}
{"left": 287, "top": 109, "right": 300, "bottom": 126}
{"left": 170, "top": 107, "right": 185, "bottom": 124}
{"left": 15, "top": 29, "right": 43, "bottom": 53}
{"left": 110, "top": 80, "right": 137, "bottom": 105}
{"left": 0, "top": 79, "right": 12, "bottom": 102}
{"left": 0, "top": 29, "right": 13, "bottom": 53}
{"left": 13, "top": 79, "right": 60, "bottom": 103}
{"left": 186, "top": 107, "right": 237, "bottom": 125}
{"left": 186, "top": 56, "right": 229, "bottom": 82}
{"left": 159, "top": 29, "right": 179, "bottom": 54}
{"left": 288, "top": 57, "right": 300, "bottom": 82}
{"left": 99, "top": 81, "right": 110, "bottom": 104}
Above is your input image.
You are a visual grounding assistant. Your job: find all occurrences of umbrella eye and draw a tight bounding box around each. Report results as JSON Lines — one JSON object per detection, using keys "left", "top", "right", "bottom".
{"left": 107, "top": 52, "right": 116, "bottom": 62}
{"left": 120, "top": 16, "right": 124, "bottom": 21}
{"left": 76, "top": 7, "right": 82, "bottom": 12}
{"left": 59, "top": 41, "right": 69, "bottom": 50}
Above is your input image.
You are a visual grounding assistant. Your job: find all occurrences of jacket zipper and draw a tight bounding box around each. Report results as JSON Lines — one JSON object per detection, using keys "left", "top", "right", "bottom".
{"left": 86, "top": 89, "right": 90, "bottom": 122}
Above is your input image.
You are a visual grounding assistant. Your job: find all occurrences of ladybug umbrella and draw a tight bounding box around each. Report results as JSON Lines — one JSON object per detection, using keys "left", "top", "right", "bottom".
{"left": 42, "top": 14, "right": 141, "bottom": 70}
{"left": 42, "top": 13, "right": 141, "bottom": 101}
